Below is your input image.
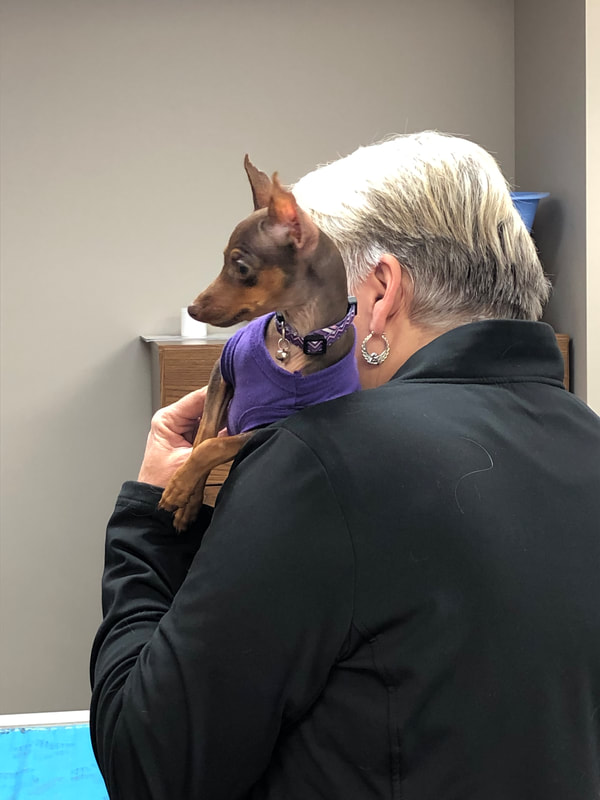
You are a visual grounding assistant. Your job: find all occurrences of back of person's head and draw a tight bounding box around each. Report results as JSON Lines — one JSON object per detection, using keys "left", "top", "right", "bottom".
{"left": 293, "top": 131, "right": 551, "bottom": 328}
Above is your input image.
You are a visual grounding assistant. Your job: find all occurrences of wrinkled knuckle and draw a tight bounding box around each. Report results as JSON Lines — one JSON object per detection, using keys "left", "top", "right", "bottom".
{"left": 151, "top": 408, "right": 167, "bottom": 429}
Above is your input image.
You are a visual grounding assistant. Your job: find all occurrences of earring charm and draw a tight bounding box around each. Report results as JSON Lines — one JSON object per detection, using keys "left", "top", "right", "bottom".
{"left": 361, "top": 332, "right": 390, "bottom": 365}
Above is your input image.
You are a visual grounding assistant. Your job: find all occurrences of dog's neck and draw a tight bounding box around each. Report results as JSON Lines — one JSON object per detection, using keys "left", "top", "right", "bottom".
{"left": 278, "top": 294, "right": 349, "bottom": 337}
{"left": 280, "top": 231, "right": 351, "bottom": 328}
{"left": 264, "top": 243, "right": 354, "bottom": 374}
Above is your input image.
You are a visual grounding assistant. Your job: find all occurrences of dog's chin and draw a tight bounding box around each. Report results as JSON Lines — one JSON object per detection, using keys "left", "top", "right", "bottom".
{"left": 211, "top": 307, "right": 266, "bottom": 327}
{"left": 201, "top": 311, "right": 247, "bottom": 328}
{"left": 191, "top": 301, "right": 269, "bottom": 326}
{"left": 189, "top": 305, "right": 235, "bottom": 327}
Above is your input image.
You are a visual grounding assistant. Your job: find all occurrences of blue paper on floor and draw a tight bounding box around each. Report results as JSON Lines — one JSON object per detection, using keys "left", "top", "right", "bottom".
{"left": 0, "top": 724, "right": 108, "bottom": 799}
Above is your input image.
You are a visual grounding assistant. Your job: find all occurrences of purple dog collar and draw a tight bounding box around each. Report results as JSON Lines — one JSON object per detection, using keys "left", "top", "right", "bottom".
{"left": 275, "top": 297, "right": 357, "bottom": 356}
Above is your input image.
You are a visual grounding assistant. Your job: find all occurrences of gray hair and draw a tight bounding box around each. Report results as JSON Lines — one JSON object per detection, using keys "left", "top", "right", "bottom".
{"left": 293, "top": 131, "right": 551, "bottom": 328}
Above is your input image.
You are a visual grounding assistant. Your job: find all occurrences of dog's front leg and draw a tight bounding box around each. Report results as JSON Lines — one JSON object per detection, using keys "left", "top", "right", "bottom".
{"left": 161, "top": 432, "right": 253, "bottom": 531}
{"left": 159, "top": 361, "right": 249, "bottom": 531}
{"left": 190, "top": 360, "right": 233, "bottom": 447}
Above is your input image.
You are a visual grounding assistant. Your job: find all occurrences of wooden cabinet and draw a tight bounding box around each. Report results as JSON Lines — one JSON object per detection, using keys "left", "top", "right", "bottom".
{"left": 150, "top": 340, "right": 225, "bottom": 408}
{"left": 143, "top": 332, "right": 571, "bottom": 504}
{"left": 143, "top": 337, "right": 228, "bottom": 506}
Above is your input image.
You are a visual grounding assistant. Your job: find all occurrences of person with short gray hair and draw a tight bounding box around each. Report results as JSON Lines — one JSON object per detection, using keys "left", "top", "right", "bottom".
{"left": 91, "top": 133, "right": 600, "bottom": 800}
{"left": 295, "top": 131, "right": 551, "bottom": 326}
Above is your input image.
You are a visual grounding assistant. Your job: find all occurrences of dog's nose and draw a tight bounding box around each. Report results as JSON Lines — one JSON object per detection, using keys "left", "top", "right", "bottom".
{"left": 187, "top": 304, "right": 200, "bottom": 320}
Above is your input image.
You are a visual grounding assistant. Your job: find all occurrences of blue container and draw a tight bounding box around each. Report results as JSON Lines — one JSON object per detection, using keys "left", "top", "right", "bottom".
{"left": 510, "top": 191, "right": 549, "bottom": 232}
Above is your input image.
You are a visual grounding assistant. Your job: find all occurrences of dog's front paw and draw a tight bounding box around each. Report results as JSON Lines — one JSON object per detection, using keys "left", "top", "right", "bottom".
{"left": 159, "top": 473, "right": 208, "bottom": 532}
{"left": 171, "top": 486, "right": 206, "bottom": 532}
{"left": 158, "top": 482, "right": 183, "bottom": 514}
{"left": 159, "top": 468, "right": 196, "bottom": 510}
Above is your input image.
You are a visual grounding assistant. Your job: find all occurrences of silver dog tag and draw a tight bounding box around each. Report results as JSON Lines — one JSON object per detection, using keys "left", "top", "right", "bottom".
{"left": 276, "top": 337, "right": 290, "bottom": 362}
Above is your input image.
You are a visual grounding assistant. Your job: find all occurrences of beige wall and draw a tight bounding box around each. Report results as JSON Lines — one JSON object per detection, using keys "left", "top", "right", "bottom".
{"left": 515, "top": 0, "right": 587, "bottom": 398}
{"left": 0, "top": 0, "right": 516, "bottom": 713}
{"left": 587, "top": 0, "right": 600, "bottom": 414}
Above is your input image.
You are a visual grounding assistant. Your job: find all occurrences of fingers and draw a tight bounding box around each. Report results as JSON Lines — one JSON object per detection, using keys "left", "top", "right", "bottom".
{"left": 171, "top": 386, "right": 208, "bottom": 417}
{"left": 155, "top": 387, "right": 208, "bottom": 434}
{"left": 138, "top": 388, "right": 209, "bottom": 487}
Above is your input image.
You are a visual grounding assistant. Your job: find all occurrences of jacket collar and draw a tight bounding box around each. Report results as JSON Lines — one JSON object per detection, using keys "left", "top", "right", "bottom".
{"left": 392, "top": 320, "right": 565, "bottom": 385}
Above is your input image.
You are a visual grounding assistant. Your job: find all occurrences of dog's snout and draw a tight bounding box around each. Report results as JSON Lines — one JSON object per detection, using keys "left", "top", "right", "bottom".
{"left": 187, "top": 304, "right": 201, "bottom": 320}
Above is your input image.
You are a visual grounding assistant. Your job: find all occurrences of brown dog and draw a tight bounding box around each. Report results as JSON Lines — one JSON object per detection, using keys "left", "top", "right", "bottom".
{"left": 159, "top": 157, "right": 359, "bottom": 530}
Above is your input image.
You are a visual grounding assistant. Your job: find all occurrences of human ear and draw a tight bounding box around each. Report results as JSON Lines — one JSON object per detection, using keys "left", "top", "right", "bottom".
{"left": 368, "top": 254, "right": 405, "bottom": 334}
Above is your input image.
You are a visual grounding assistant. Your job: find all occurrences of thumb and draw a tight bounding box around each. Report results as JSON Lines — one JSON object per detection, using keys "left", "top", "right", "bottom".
{"left": 164, "top": 387, "right": 208, "bottom": 425}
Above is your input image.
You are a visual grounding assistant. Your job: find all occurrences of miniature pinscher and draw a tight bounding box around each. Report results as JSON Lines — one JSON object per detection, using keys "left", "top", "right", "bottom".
{"left": 159, "top": 156, "right": 359, "bottom": 530}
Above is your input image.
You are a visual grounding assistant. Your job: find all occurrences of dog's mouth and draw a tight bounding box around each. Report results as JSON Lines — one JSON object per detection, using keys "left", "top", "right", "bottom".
{"left": 227, "top": 308, "right": 252, "bottom": 325}
{"left": 188, "top": 304, "right": 251, "bottom": 328}
{"left": 207, "top": 308, "right": 252, "bottom": 327}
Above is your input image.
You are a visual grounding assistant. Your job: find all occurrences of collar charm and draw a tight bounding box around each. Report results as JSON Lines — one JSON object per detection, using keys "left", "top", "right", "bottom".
{"left": 276, "top": 335, "right": 291, "bottom": 362}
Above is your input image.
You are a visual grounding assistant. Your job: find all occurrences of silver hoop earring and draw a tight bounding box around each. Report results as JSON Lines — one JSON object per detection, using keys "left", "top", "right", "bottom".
{"left": 361, "top": 332, "right": 390, "bottom": 365}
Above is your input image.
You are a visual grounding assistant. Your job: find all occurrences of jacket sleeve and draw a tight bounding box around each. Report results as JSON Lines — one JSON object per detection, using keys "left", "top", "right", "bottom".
{"left": 90, "top": 426, "right": 354, "bottom": 800}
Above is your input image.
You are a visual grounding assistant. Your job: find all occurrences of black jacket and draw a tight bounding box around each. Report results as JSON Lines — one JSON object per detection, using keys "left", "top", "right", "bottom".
{"left": 91, "top": 320, "right": 600, "bottom": 799}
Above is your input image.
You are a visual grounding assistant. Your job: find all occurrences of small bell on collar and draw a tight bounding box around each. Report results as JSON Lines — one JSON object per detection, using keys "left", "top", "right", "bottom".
{"left": 276, "top": 336, "right": 290, "bottom": 362}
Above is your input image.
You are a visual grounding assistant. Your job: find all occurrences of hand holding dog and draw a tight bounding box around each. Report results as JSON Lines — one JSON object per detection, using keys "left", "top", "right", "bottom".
{"left": 138, "top": 388, "right": 208, "bottom": 488}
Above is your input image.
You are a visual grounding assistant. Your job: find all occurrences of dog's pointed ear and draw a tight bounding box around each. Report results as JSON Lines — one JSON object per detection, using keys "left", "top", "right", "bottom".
{"left": 268, "top": 173, "right": 319, "bottom": 251}
{"left": 244, "top": 155, "right": 273, "bottom": 210}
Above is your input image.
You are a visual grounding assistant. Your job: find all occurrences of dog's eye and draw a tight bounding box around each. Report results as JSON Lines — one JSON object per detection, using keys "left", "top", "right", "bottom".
{"left": 236, "top": 260, "right": 250, "bottom": 276}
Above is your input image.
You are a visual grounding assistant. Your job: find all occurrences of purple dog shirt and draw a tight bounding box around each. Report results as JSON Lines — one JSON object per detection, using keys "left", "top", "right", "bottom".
{"left": 220, "top": 314, "right": 361, "bottom": 435}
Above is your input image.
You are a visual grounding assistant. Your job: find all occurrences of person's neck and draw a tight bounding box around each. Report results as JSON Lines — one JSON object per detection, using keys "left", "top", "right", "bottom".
{"left": 363, "top": 317, "right": 447, "bottom": 389}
